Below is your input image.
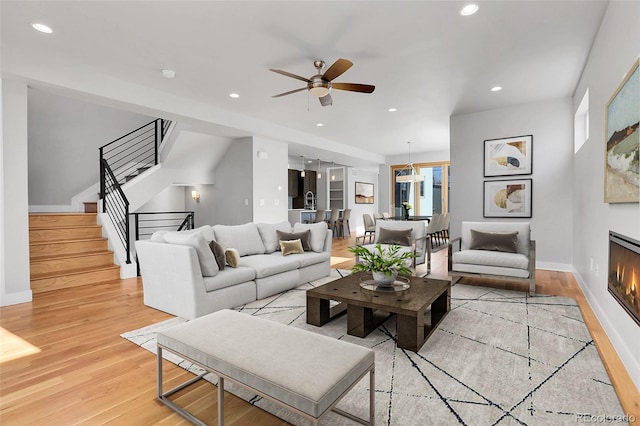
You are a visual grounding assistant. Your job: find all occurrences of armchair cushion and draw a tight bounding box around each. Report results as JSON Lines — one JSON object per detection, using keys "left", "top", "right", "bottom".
{"left": 377, "top": 227, "right": 412, "bottom": 246}
{"left": 469, "top": 230, "right": 518, "bottom": 253}
{"left": 453, "top": 249, "right": 529, "bottom": 270}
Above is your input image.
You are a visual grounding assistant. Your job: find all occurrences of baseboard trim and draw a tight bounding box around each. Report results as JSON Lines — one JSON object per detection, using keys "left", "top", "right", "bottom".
{"left": 573, "top": 268, "right": 640, "bottom": 391}
{"left": 535, "top": 261, "right": 572, "bottom": 272}
{"left": 0, "top": 289, "right": 33, "bottom": 306}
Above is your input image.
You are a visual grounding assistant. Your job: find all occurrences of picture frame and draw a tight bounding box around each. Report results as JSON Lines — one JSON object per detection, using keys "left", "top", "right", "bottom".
{"left": 484, "top": 135, "right": 533, "bottom": 177}
{"left": 355, "top": 181, "right": 374, "bottom": 204}
{"left": 483, "top": 179, "right": 532, "bottom": 218}
{"left": 605, "top": 59, "right": 639, "bottom": 203}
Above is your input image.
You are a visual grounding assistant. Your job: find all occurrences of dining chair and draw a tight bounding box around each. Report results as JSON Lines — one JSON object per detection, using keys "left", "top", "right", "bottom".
{"left": 338, "top": 209, "right": 352, "bottom": 238}
{"left": 328, "top": 209, "right": 341, "bottom": 238}
{"left": 313, "top": 209, "right": 327, "bottom": 224}
{"left": 362, "top": 213, "right": 376, "bottom": 243}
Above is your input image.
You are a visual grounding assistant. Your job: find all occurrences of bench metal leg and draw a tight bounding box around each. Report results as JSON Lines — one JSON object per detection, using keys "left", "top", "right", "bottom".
{"left": 218, "top": 377, "right": 224, "bottom": 426}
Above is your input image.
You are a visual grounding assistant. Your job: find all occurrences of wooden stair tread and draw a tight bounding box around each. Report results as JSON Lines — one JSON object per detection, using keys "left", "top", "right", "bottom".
{"left": 30, "top": 237, "right": 106, "bottom": 246}
{"left": 29, "top": 212, "right": 97, "bottom": 216}
{"left": 29, "top": 250, "right": 113, "bottom": 262}
{"left": 29, "top": 224, "right": 102, "bottom": 230}
{"left": 31, "top": 264, "right": 120, "bottom": 280}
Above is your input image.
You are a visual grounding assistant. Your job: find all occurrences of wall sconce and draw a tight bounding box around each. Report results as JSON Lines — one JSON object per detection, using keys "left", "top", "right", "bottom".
{"left": 191, "top": 190, "right": 200, "bottom": 202}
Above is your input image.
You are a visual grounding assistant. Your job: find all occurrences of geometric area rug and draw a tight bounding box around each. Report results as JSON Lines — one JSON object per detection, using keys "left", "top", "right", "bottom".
{"left": 122, "top": 270, "right": 624, "bottom": 425}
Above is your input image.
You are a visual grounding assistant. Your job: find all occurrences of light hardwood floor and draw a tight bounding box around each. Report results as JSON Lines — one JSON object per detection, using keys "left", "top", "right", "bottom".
{"left": 1, "top": 235, "right": 638, "bottom": 425}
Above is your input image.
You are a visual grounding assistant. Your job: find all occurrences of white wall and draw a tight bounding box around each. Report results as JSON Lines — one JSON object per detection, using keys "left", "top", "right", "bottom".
{"left": 252, "top": 137, "right": 288, "bottom": 223}
{"left": 27, "top": 88, "right": 152, "bottom": 206}
{"left": 212, "top": 138, "right": 254, "bottom": 225}
{"left": 450, "top": 98, "right": 574, "bottom": 269}
{"left": 346, "top": 167, "right": 379, "bottom": 235}
{"left": 571, "top": 1, "right": 640, "bottom": 388}
{"left": 1, "top": 79, "right": 32, "bottom": 306}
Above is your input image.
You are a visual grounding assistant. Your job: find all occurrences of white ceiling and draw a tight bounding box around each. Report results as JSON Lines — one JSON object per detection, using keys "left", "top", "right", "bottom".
{"left": 0, "top": 1, "right": 609, "bottom": 166}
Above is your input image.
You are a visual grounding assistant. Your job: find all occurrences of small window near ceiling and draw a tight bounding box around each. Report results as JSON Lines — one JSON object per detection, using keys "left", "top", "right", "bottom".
{"left": 574, "top": 88, "right": 589, "bottom": 153}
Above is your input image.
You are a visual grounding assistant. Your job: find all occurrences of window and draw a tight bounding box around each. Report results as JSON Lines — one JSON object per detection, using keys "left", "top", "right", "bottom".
{"left": 391, "top": 162, "right": 450, "bottom": 217}
{"left": 574, "top": 88, "right": 589, "bottom": 153}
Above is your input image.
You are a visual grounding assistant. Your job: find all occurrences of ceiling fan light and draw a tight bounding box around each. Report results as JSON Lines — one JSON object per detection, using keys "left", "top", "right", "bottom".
{"left": 309, "top": 86, "right": 330, "bottom": 97}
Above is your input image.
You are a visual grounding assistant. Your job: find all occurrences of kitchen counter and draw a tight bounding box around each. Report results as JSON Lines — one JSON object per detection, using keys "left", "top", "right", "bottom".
{"left": 288, "top": 209, "right": 323, "bottom": 226}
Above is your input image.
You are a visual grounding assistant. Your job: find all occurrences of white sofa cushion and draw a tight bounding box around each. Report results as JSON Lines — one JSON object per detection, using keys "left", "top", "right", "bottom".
{"left": 213, "top": 223, "right": 266, "bottom": 256}
{"left": 257, "top": 221, "right": 293, "bottom": 253}
{"left": 284, "top": 251, "right": 331, "bottom": 267}
{"left": 293, "top": 222, "right": 328, "bottom": 253}
{"left": 203, "top": 266, "right": 256, "bottom": 292}
{"left": 150, "top": 225, "right": 215, "bottom": 243}
{"left": 163, "top": 231, "right": 219, "bottom": 277}
{"left": 452, "top": 263, "right": 530, "bottom": 278}
{"left": 240, "top": 254, "right": 302, "bottom": 278}
{"left": 453, "top": 249, "right": 529, "bottom": 270}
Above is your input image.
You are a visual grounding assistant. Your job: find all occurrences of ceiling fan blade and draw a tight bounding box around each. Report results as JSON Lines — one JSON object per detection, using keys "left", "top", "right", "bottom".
{"left": 331, "top": 82, "right": 376, "bottom": 93}
{"left": 272, "top": 87, "right": 307, "bottom": 98}
{"left": 322, "top": 58, "right": 353, "bottom": 82}
{"left": 319, "top": 93, "right": 333, "bottom": 107}
{"left": 269, "top": 68, "right": 311, "bottom": 83}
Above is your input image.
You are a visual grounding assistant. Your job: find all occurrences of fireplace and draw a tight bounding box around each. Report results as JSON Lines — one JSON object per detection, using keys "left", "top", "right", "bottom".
{"left": 608, "top": 231, "right": 640, "bottom": 326}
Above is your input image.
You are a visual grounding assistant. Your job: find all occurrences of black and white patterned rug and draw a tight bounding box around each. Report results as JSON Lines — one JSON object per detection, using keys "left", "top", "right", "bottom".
{"left": 122, "top": 270, "right": 624, "bottom": 425}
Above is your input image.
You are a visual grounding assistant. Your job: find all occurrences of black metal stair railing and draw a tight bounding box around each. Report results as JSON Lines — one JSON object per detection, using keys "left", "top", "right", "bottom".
{"left": 131, "top": 211, "right": 195, "bottom": 241}
{"left": 98, "top": 118, "right": 171, "bottom": 264}
{"left": 102, "top": 159, "right": 131, "bottom": 263}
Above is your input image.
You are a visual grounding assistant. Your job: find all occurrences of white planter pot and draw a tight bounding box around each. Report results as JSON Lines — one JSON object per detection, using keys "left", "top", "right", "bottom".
{"left": 372, "top": 271, "right": 397, "bottom": 287}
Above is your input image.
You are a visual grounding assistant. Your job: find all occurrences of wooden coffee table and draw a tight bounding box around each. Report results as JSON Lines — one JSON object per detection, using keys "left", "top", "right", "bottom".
{"left": 306, "top": 272, "right": 450, "bottom": 352}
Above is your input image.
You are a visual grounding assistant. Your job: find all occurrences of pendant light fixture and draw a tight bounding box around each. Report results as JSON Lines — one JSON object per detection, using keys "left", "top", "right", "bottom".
{"left": 300, "top": 155, "right": 306, "bottom": 178}
{"left": 396, "top": 141, "right": 425, "bottom": 182}
{"left": 317, "top": 158, "right": 322, "bottom": 179}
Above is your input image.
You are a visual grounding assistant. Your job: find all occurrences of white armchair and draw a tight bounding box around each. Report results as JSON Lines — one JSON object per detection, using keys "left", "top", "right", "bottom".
{"left": 448, "top": 221, "right": 536, "bottom": 295}
{"left": 355, "top": 220, "right": 430, "bottom": 272}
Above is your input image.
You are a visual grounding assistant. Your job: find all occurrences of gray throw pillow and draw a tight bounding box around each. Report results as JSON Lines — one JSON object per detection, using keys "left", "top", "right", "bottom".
{"left": 377, "top": 227, "right": 412, "bottom": 246}
{"left": 276, "top": 229, "right": 312, "bottom": 251}
{"left": 209, "top": 240, "right": 226, "bottom": 271}
{"left": 469, "top": 229, "right": 518, "bottom": 253}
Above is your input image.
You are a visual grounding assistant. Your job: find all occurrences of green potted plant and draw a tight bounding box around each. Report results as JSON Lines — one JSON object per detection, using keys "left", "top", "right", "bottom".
{"left": 349, "top": 244, "right": 414, "bottom": 286}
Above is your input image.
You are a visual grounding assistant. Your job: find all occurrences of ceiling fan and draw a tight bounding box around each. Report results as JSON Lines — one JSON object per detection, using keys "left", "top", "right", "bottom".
{"left": 270, "top": 58, "right": 375, "bottom": 107}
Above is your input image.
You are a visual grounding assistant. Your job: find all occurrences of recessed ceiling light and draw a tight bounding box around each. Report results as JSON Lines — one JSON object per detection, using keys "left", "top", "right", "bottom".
{"left": 229, "top": 93, "right": 240, "bottom": 98}
{"left": 32, "top": 23, "right": 53, "bottom": 34}
{"left": 388, "top": 108, "right": 397, "bottom": 112}
{"left": 491, "top": 86, "right": 503, "bottom": 92}
{"left": 460, "top": 4, "right": 479, "bottom": 16}
{"left": 161, "top": 69, "right": 176, "bottom": 79}
{"left": 316, "top": 123, "right": 324, "bottom": 127}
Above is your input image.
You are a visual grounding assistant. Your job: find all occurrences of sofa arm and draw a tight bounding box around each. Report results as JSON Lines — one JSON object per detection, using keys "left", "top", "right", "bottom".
{"left": 135, "top": 240, "right": 206, "bottom": 319}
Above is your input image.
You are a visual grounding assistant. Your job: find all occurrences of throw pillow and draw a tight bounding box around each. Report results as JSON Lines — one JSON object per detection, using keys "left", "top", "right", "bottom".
{"left": 225, "top": 248, "right": 240, "bottom": 268}
{"left": 279, "top": 239, "right": 304, "bottom": 256}
{"left": 292, "top": 222, "right": 327, "bottom": 252}
{"left": 208, "top": 240, "right": 226, "bottom": 271}
{"left": 163, "top": 231, "right": 219, "bottom": 277}
{"left": 257, "top": 221, "right": 293, "bottom": 253}
{"left": 469, "top": 229, "right": 518, "bottom": 253}
{"left": 377, "top": 227, "right": 412, "bottom": 246}
{"left": 276, "top": 229, "right": 311, "bottom": 251}
{"left": 213, "top": 223, "right": 266, "bottom": 256}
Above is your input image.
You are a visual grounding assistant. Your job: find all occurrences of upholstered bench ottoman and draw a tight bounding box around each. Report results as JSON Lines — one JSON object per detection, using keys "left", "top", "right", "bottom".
{"left": 156, "top": 309, "right": 375, "bottom": 425}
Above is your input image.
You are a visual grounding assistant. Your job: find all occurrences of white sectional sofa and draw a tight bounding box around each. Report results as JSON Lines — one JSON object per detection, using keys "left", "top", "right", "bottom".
{"left": 135, "top": 221, "right": 332, "bottom": 319}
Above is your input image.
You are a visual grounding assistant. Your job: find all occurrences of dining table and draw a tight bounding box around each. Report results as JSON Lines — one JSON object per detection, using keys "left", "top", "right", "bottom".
{"left": 387, "top": 215, "right": 431, "bottom": 222}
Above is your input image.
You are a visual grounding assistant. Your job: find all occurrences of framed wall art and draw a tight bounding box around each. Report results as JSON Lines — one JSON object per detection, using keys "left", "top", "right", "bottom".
{"left": 484, "top": 135, "right": 533, "bottom": 177}
{"left": 355, "top": 181, "right": 374, "bottom": 204}
{"left": 483, "top": 179, "right": 532, "bottom": 218}
{"left": 605, "top": 59, "right": 639, "bottom": 203}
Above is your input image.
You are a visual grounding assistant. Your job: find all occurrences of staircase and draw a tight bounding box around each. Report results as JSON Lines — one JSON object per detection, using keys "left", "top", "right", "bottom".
{"left": 29, "top": 213, "right": 121, "bottom": 294}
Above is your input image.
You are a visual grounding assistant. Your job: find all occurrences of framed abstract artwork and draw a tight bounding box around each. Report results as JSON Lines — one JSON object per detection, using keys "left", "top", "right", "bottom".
{"left": 484, "top": 135, "right": 533, "bottom": 177}
{"left": 483, "top": 179, "right": 532, "bottom": 218}
{"left": 355, "top": 181, "right": 374, "bottom": 204}
{"left": 605, "top": 59, "right": 639, "bottom": 203}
